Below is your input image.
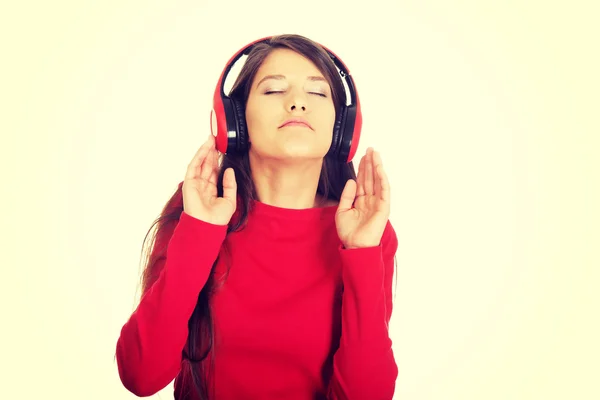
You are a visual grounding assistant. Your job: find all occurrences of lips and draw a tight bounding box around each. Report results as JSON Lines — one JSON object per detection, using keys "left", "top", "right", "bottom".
{"left": 279, "top": 118, "right": 313, "bottom": 130}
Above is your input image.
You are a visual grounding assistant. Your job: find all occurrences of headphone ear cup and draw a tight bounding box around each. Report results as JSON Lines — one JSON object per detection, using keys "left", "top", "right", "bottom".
{"left": 338, "top": 103, "right": 358, "bottom": 163}
{"left": 231, "top": 98, "right": 249, "bottom": 153}
{"left": 329, "top": 106, "right": 347, "bottom": 159}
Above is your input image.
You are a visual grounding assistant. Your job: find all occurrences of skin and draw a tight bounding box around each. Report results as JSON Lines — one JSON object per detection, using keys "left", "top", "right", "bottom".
{"left": 183, "top": 48, "right": 391, "bottom": 248}
{"left": 244, "top": 48, "right": 391, "bottom": 248}
{"left": 245, "top": 48, "right": 337, "bottom": 209}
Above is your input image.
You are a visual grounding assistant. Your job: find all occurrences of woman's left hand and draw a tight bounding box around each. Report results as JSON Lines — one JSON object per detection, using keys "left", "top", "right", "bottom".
{"left": 335, "top": 147, "right": 391, "bottom": 249}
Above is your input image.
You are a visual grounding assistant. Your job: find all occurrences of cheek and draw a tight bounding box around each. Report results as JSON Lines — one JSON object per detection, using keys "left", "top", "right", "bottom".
{"left": 318, "top": 107, "right": 337, "bottom": 137}
{"left": 245, "top": 101, "right": 277, "bottom": 144}
{"left": 244, "top": 101, "right": 263, "bottom": 135}
{"left": 246, "top": 96, "right": 269, "bottom": 121}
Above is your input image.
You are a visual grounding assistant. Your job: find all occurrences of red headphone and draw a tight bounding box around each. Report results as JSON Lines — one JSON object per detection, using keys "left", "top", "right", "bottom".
{"left": 210, "top": 36, "right": 362, "bottom": 163}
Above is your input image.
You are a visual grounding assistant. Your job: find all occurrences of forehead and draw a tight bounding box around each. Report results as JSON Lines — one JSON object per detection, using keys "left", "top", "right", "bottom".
{"left": 255, "top": 48, "right": 324, "bottom": 78}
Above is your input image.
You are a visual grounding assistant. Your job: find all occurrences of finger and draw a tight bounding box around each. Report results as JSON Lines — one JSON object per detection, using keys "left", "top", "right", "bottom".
{"left": 200, "top": 145, "right": 215, "bottom": 181}
{"left": 208, "top": 148, "right": 219, "bottom": 186}
{"left": 337, "top": 178, "right": 357, "bottom": 213}
{"left": 375, "top": 155, "right": 391, "bottom": 203}
{"left": 185, "top": 141, "right": 212, "bottom": 180}
{"left": 222, "top": 168, "right": 237, "bottom": 202}
{"left": 212, "top": 141, "right": 219, "bottom": 168}
{"left": 373, "top": 151, "right": 383, "bottom": 196}
{"left": 364, "top": 147, "right": 374, "bottom": 195}
{"left": 356, "top": 154, "right": 366, "bottom": 196}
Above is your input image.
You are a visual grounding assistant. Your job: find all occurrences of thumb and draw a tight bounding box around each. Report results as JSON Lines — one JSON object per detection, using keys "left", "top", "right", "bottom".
{"left": 337, "top": 179, "right": 357, "bottom": 214}
{"left": 222, "top": 168, "right": 237, "bottom": 203}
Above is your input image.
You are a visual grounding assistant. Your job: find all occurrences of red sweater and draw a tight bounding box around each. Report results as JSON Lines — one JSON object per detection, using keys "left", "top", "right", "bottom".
{"left": 116, "top": 198, "right": 398, "bottom": 399}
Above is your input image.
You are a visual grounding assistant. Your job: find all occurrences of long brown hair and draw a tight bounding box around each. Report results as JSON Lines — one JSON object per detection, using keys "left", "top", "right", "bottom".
{"left": 139, "top": 34, "right": 360, "bottom": 399}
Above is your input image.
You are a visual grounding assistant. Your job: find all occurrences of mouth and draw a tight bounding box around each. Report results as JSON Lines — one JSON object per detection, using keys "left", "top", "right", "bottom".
{"left": 279, "top": 117, "right": 314, "bottom": 130}
{"left": 280, "top": 122, "right": 312, "bottom": 129}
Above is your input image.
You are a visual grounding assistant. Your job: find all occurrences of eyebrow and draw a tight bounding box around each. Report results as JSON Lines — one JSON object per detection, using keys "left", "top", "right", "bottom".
{"left": 255, "top": 74, "right": 327, "bottom": 88}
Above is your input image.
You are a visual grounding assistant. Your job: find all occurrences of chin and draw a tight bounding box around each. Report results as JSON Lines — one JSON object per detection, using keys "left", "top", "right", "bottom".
{"left": 252, "top": 148, "right": 326, "bottom": 162}
{"left": 250, "top": 134, "right": 331, "bottom": 161}
{"left": 282, "top": 136, "right": 331, "bottom": 155}
{"left": 279, "top": 143, "right": 330, "bottom": 160}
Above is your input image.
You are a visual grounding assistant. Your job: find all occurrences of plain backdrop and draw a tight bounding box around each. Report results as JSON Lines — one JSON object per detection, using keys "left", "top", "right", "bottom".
{"left": 2, "top": 1, "right": 599, "bottom": 399}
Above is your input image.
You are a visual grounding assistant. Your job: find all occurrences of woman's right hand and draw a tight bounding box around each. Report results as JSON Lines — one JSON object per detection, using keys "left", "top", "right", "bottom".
{"left": 182, "top": 134, "right": 237, "bottom": 225}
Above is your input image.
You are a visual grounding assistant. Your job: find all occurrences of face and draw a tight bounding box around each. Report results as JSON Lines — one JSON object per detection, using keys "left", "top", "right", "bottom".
{"left": 245, "top": 48, "right": 336, "bottom": 161}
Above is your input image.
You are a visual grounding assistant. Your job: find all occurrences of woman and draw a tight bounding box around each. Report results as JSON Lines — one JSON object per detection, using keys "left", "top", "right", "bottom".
{"left": 116, "top": 34, "right": 398, "bottom": 400}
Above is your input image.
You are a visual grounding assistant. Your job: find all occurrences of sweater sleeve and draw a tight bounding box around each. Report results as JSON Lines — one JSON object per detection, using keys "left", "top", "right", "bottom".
{"left": 326, "top": 220, "right": 399, "bottom": 400}
{"left": 116, "top": 211, "right": 228, "bottom": 397}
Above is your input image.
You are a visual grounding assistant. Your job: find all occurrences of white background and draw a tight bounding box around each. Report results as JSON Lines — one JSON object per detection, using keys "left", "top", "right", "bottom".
{"left": 2, "top": 1, "right": 599, "bottom": 399}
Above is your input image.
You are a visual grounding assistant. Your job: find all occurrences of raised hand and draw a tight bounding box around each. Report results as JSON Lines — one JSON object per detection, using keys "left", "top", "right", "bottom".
{"left": 182, "top": 134, "right": 237, "bottom": 225}
{"left": 335, "top": 147, "right": 391, "bottom": 249}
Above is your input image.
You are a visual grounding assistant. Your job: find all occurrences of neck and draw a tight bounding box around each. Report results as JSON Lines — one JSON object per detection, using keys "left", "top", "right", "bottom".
{"left": 249, "top": 152, "right": 325, "bottom": 209}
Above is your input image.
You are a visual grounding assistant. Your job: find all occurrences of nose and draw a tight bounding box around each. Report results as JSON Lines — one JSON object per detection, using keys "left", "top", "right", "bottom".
{"left": 286, "top": 89, "right": 307, "bottom": 112}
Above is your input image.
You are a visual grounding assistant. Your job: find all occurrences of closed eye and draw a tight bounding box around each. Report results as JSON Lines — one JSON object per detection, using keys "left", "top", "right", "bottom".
{"left": 264, "top": 91, "right": 327, "bottom": 98}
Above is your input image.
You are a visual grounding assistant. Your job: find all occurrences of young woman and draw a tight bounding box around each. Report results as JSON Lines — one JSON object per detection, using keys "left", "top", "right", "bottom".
{"left": 116, "top": 34, "right": 399, "bottom": 400}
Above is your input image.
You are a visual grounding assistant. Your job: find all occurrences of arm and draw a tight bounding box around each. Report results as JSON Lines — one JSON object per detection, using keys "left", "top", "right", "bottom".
{"left": 327, "top": 220, "right": 399, "bottom": 400}
{"left": 116, "top": 211, "right": 227, "bottom": 397}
